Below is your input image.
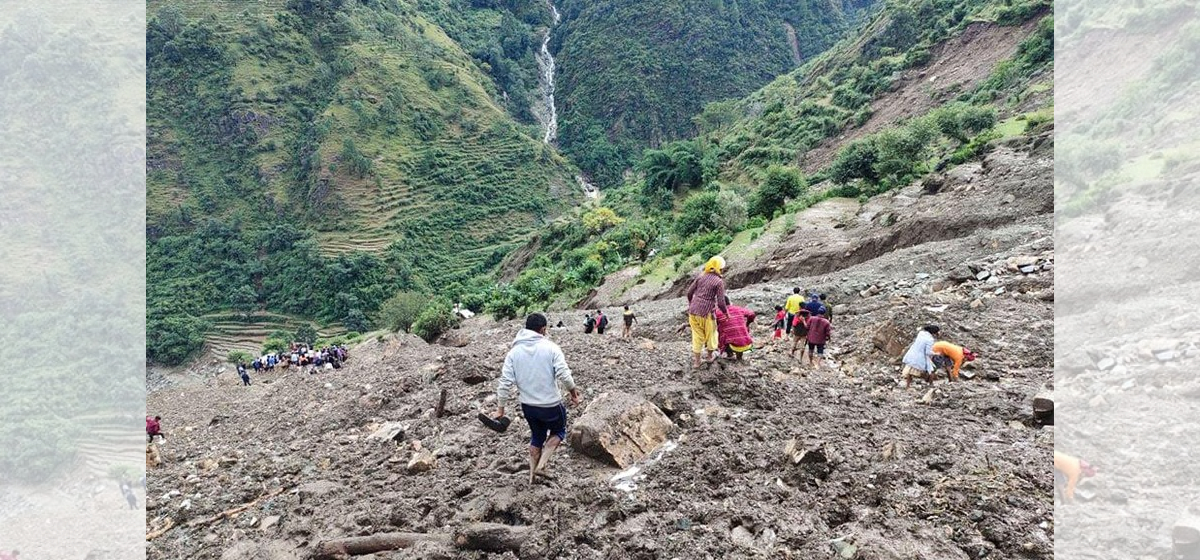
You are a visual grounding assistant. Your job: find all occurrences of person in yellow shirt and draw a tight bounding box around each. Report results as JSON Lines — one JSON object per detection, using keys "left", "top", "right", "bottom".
{"left": 931, "top": 341, "right": 976, "bottom": 381}
{"left": 783, "top": 287, "right": 804, "bottom": 336}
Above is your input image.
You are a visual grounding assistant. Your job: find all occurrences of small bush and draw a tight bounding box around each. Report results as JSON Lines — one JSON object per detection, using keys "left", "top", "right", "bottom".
{"left": 674, "top": 191, "right": 724, "bottom": 237}
{"left": 262, "top": 338, "right": 288, "bottom": 355}
{"left": 378, "top": 291, "right": 428, "bottom": 332}
{"left": 748, "top": 165, "right": 806, "bottom": 219}
{"left": 227, "top": 350, "right": 251, "bottom": 364}
{"left": 295, "top": 325, "right": 317, "bottom": 345}
{"left": 714, "top": 190, "right": 749, "bottom": 232}
{"left": 412, "top": 299, "right": 460, "bottom": 342}
{"left": 582, "top": 207, "right": 624, "bottom": 234}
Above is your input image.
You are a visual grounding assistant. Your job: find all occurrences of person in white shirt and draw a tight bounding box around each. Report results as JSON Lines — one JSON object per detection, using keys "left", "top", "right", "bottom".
{"left": 495, "top": 313, "right": 581, "bottom": 483}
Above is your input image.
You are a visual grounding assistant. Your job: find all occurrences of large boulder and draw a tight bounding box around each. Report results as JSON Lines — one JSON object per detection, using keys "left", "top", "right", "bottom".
{"left": 568, "top": 392, "right": 672, "bottom": 468}
{"left": 870, "top": 320, "right": 910, "bottom": 358}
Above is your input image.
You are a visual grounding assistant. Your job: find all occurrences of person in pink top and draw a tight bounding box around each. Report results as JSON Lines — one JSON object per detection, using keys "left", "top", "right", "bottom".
{"left": 804, "top": 309, "right": 833, "bottom": 367}
{"left": 715, "top": 297, "right": 756, "bottom": 362}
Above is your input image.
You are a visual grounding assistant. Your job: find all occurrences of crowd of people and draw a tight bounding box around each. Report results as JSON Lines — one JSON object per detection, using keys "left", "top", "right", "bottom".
{"left": 235, "top": 342, "right": 351, "bottom": 386}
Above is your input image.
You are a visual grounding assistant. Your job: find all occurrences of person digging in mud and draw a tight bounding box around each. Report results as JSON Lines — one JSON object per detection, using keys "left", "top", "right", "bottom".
{"left": 715, "top": 296, "right": 755, "bottom": 362}
{"left": 788, "top": 309, "right": 811, "bottom": 359}
{"left": 495, "top": 313, "right": 581, "bottom": 483}
{"left": 583, "top": 313, "right": 595, "bottom": 334}
{"left": 931, "top": 341, "right": 976, "bottom": 382}
{"left": 901, "top": 325, "right": 939, "bottom": 388}
{"left": 146, "top": 415, "right": 163, "bottom": 443}
{"left": 804, "top": 309, "right": 833, "bottom": 368}
{"left": 1054, "top": 451, "right": 1097, "bottom": 502}
{"left": 621, "top": 305, "right": 637, "bottom": 339}
{"left": 686, "top": 256, "right": 729, "bottom": 369}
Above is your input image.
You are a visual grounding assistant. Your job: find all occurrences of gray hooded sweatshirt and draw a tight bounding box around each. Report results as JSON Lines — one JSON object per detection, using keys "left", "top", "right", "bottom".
{"left": 497, "top": 329, "right": 576, "bottom": 407}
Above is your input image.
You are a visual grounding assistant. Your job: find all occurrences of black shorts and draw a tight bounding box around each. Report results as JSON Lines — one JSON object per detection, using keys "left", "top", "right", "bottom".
{"left": 521, "top": 403, "right": 567, "bottom": 448}
{"left": 793, "top": 329, "right": 807, "bottom": 340}
{"left": 807, "top": 342, "right": 825, "bottom": 355}
{"left": 932, "top": 355, "right": 953, "bottom": 370}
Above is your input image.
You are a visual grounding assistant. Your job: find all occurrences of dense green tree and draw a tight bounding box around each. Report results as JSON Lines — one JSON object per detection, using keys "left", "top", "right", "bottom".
{"left": 378, "top": 291, "right": 429, "bottom": 333}
{"left": 748, "top": 165, "right": 806, "bottom": 218}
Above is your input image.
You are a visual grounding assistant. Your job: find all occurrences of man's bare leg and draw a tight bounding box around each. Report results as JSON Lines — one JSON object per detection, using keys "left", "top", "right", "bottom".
{"left": 692, "top": 352, "right": 702, "bottom": 369}
{"left": 534, "top": 436, "right": 562, "bottom": 480}
{"left": 528, "top": 446, "right": 542, "bottom": 484}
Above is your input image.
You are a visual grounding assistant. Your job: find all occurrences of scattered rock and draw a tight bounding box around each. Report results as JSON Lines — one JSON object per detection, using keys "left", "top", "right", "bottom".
{"left": 568, "top": 392, "right": 673, "bottom": 468}
{"left": 783, "top": 439, "right": 828, "bottom": 465}
{"left": 407, "top": 450, "right": 437, "bottom": 474}
{"left": 730, "top": 525, "right": 755, "bottom": 548}
{"left": 368, "top": 422, "right": 406, "bottom": 442}
{"left": 296, "top": 482, "right": 343, "bottom": 503}
{"left": 1096, "top": 357, "right": 1116, "bottom": 371}
{"left": 975, "top": 270, "right": 991, "bottom": 281}
{"left": 260, "top": 515, "right": 281, "bottom": 531}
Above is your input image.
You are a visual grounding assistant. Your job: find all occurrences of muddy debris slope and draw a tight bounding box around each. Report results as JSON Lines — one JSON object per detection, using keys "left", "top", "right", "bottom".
{"left": 148, "top": 140, "right": 1053, "bottom": 559}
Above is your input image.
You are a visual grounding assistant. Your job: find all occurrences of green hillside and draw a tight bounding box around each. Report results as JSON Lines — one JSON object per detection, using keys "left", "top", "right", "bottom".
{"left": 553, "top": 0, "right": 877, "bottom": 187}
{"left": 471, "top": 0, "right": 1053, "bottom": 316}
{"left": 146, "top": 0, "right": 579, "bottom": 364}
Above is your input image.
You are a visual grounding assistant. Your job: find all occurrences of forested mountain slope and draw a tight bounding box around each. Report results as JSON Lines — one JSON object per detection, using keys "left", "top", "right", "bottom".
{"left": 553, "top": 0, "right": 876, "bottom": 186}
{"left": 146, "top": 0, "right": 579, "bottom": 364}
{"left": 482, "top": 0, "right": 1052, "bottom": 317}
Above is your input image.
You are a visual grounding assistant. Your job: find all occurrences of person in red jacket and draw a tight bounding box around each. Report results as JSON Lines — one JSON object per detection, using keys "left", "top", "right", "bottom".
{"left": 146, "top": 415, "right": 163, "bottom": 443}
{"left": 715, "top": 297, "right": 756, "bottom": 362}
{"left": 805, "top": 310, "right": 833, "bottom": 368}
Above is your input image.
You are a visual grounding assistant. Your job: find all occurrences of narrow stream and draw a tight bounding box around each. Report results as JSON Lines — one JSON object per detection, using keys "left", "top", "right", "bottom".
{"left": 535, "top": 1, "right": 561, "bottom": 145}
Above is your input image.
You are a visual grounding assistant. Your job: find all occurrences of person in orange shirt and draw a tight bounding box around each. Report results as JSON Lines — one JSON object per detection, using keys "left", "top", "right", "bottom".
{"left": 931, "top": 341, "right": 976, "bottom": 382}
{"left": 1054, "top": 451, "right": 1097, "bottom": 502}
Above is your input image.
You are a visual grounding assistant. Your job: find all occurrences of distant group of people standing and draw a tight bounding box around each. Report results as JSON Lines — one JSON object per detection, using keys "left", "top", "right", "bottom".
{"left": 237, "top": 342, "right": 351, "bottom": 386}
{"left": 582, "top": 307, "right": 639, "bottom": 339}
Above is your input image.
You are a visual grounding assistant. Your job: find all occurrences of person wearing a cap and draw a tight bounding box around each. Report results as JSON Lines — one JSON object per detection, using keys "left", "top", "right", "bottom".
{"left": 931, "top": 340, "right": 976, "bottom": 382}
{"left": 495, "top": 313, "right": 581, "bottom": 483}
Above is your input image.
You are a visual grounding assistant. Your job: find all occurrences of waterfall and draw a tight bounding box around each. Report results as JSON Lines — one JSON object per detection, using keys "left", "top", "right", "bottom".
{"left": 535, "top": 2, "right": 560, "bottom": 144}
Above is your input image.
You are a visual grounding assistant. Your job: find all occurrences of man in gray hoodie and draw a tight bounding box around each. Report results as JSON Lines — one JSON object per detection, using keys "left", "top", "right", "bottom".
{"left": 495, "top": 313, "right": 581, "bottom": 483}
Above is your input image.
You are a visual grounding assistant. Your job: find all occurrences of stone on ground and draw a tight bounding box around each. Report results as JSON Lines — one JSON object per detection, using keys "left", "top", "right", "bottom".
{"left": 568, "top": 392, "right": 672, "bottom": 468}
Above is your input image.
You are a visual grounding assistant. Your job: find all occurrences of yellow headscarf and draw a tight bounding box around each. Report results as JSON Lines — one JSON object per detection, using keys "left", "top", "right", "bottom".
{"left": 703, "top": 255, "right": 725, "bottom": 275}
